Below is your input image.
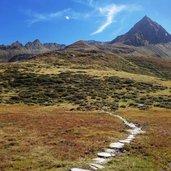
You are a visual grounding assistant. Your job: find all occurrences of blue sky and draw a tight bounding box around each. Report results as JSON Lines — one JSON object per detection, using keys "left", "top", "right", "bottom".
{"left": 0, "top": 0, "right": 171, "bottom": 45}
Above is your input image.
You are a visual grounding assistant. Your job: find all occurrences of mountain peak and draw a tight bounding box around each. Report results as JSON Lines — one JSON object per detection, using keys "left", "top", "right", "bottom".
{"left": 111, "top": 16, "right": 171, "bottom": 46}
{"left": 33, "top": 39, "right": 43, "bottom": 48}
{"left": 140, "top": 15, "right": 155, "bottom": 24}
{"left": 25, "top": 39, "right": 43, "bottom": 49}
{"left": 33, "top": 39, "right": 41, "bottom": 44}
{"left": 142, "top": 15, "right": 150, "bottom": 20}
{"left": 10, "top": 41, "right": 23, "bottom": 49}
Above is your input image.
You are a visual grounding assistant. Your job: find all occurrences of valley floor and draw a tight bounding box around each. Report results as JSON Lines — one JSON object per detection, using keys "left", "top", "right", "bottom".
{"left": 0, "top": 105, "right": 170, "bottom": 171}
{"left": 0, "top": 104, "right": 125, "bottom": 171}
{"left": 0, "top": 55, "right": 171, "bottom": 170}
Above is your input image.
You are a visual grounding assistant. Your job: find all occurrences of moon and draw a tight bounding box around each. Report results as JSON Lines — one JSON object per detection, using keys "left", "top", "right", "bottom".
{"left": 65, "top": 16, "right": 70, "bottom": 20}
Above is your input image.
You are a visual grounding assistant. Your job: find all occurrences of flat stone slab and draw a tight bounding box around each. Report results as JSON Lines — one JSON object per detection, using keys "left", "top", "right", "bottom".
{"left": 93, "top": 157, "right": 110, "bottom": 165}
{"left": 97, "top": 152, "right": 113, "bottom": 158}
{"left": 127, "top": 135, "right": 135, "bottom": 140}
{"left": 71, "top": 112, "right": 144, "bottom": 171}
{"left": 127, "top": 128, "right": 142, "bottom": 135}
{"left": 109, "top": 142, "right": 124, "bottom": 149}
{"left": 114, "top": 115, "right": 136, "bottom": 128}
{"left": 104, "top": 148, "right": 116, "bottom": 154}
{"left": 119, "top": 139, "right": 131, "bottom": 144}
{"left": 90, "top": 163, "right": 104, "bottom": 170}
{"left": 71, "top": 168, "right": 91, "bottom": 171}
{"left": 127, "top": 122, "right": 136, "bottom": 128}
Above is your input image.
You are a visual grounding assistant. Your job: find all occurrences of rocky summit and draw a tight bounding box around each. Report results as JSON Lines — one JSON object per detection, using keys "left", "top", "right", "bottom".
{"left": 111, "top": 16, "right": 171, "bottom": 46}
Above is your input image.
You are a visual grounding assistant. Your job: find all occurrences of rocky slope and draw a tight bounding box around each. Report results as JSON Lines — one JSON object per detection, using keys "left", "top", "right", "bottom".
{"left": 111, "top": 16, "right": 171, "bottom": 46}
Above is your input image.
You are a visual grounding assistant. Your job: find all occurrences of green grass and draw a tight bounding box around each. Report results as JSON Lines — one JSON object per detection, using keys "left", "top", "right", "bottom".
{"left": 115, "top": 108, "right": 171, "bottom": 171}
{"left": 0, "top": 68, "right": 170, "bottom": 110}
{"left": 27, "top": 51, "right": 171, "bottom": 80}
{"left": 0, "top": 52, "right": 171, "bottom": 171}
{"left": 104, "top": 154, "right": 163, "bottom": 171}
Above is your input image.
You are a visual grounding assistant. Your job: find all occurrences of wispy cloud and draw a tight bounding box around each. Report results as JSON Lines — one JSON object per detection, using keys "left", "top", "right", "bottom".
{"left": 73, "top": 0, "right": 141, "bottom": 35}
{"left": 26, "top": 0, "right": 142, "bottom": 35}
{"left": 91, "top": 4, "right": 126, "bottom": 35}
{"left": 26, "top": 8, "right": 92, "bottom": 26}
{"left": 26, "top": 0, "right": 95, "bottom": 26}
{"left": 26, "top": 9, "right": 71, "bottom": 25}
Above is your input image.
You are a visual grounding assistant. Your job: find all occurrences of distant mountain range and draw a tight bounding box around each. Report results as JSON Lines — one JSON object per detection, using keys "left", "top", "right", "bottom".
{"left": 0, "top": 39, "right": 65, "bottom": 50}
{"left": 1, "top": 16, "right": 171, "bottom": 62}
{"left": 0, "top": 39, "right": 65, "bottom": 62}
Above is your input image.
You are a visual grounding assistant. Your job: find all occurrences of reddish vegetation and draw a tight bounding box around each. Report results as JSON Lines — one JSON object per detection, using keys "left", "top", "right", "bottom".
{"left": 0, "top": 105, "right": 125, "bottom": 170}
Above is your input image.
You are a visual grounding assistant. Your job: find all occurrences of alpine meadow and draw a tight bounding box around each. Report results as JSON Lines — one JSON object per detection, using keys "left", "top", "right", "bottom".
{"left": 0, "top": 1, "right": 171, "bottom": 171}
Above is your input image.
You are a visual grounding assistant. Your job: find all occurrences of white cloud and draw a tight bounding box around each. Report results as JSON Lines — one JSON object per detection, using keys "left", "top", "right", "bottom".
{"left": 26, "top": 0, "right": 141, "bottom": 34}
{"left": 91, "top": 4, "right": 126, "bottom": 35}
{"left": 26, "top": 8, "right": 91, "bottom": 26}
{"left": 26, "top": 9, "right": 71, "bottom": 25}
{"left": 72, "top": 0, "right": 142, "bottom": 35}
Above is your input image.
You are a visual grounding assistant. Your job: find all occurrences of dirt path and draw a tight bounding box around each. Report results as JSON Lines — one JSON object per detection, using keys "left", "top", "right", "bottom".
{"left": 71, "top": 111, "right": 144, "bottom": 171}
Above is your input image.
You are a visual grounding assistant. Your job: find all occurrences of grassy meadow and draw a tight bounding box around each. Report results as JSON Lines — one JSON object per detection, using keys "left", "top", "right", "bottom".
{"left": 0, "top": 105, "right": 126, "bottom": 171}
{"left": 0, "top": 54, "right": 171, "bottom": 170}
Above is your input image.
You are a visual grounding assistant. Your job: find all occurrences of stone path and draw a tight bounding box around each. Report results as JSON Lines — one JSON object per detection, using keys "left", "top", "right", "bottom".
{"left": 70, "top": 111, "right": 144, "bottom": 171}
